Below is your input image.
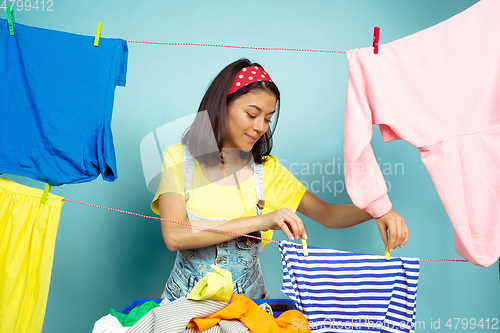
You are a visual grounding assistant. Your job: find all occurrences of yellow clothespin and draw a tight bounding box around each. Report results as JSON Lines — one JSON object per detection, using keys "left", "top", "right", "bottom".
{"left": 41, "top": 183, "right": 51, "bottom": 204}
{"left": 94, "top": 22, "right": 102, "bottom": 47}
{"left": 385, "top": 237, "right": 391, "bottom": 260}
{"left": 301, "top": 237, "right": 308, "bottom": 257}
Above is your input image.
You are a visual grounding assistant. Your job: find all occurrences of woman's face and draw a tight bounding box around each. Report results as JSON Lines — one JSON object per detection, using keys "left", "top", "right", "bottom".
{"left": 224, "top": 90, "right": 277, "bottom": 151}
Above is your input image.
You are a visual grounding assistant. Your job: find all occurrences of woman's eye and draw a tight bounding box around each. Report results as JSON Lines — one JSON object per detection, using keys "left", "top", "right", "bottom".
{"left": 246, "top": 112, "right": 272, "bottom": 124}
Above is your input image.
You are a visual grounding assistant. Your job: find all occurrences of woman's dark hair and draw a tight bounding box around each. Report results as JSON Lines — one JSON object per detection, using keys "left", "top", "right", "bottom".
{"left": 181, "top": 58, "right": 280, "bottom": 167}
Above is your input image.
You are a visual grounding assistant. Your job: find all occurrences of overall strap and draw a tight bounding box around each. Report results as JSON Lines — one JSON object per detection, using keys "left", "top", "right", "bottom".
{"left": 182, "top": 144, "right": 194, "bottom": 203}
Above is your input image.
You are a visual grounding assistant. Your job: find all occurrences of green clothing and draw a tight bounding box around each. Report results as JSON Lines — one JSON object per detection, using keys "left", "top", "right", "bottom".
{"left": 109, "top": 300, "right": 159, "bottom": 327}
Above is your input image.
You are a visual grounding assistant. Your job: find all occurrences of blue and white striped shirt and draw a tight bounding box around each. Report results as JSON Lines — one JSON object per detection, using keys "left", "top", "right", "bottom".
{"left": 279, "top": 241, "right": 419, "bottom": 333}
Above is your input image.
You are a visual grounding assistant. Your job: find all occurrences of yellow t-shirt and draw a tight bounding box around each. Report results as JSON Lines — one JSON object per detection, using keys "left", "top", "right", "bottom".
{"left": 151, "top": 144, "right": 307, "bottom": 246}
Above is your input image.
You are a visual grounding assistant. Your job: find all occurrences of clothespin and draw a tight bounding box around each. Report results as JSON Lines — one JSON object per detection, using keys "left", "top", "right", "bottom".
{"left": 41, "top": 183, "right": 51, "bottom": 204}
{"left": 384, "top": 237, "right": 391, "bottom": 260}
{"left": 6, "top": 6, "right": 15, "bottom": 36}
{"left": 94, "top": 22, "right": 102, "bottom": 47}
{"left": 373, "top": 26, "right": 380, "bottom": 55}
{"left": 301, "top": 237, "right": 308, "bottom": 257}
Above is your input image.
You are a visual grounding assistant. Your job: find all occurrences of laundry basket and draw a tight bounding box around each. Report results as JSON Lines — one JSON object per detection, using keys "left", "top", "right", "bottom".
{"left": 118, "top": 298, "right": 297, "bottom": 319}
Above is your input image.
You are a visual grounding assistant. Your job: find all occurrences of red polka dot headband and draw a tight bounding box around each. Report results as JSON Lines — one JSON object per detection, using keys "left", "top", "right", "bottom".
{"left": 227, "top": 66, "right": 274, "bottom": 95}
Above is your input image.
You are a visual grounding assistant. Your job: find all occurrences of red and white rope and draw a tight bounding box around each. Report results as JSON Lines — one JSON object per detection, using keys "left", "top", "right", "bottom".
{"left": 64, "top": 198, "right": 500, "bottom": 263}
{"left": 125, "top": 40, "right": 346, "bottom": 54}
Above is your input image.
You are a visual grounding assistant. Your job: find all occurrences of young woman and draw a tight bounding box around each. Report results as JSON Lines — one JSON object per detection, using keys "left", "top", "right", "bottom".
{"left": 151, "top": 58, "right": 409, "bottom": 300}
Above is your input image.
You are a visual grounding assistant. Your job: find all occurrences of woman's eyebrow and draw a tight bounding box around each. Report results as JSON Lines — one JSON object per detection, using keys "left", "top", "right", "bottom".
{"left": 247, "top": 104, "right": 276, "bottom": 115}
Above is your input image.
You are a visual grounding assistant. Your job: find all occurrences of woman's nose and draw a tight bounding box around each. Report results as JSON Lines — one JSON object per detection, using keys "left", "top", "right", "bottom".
{"left": 253, "top": 117, "right": 265, "bottom": 132}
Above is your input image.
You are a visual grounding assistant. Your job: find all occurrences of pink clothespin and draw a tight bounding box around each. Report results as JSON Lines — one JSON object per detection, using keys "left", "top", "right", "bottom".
{"left": 373, "top": 26, "right": 380, "bottom": 54}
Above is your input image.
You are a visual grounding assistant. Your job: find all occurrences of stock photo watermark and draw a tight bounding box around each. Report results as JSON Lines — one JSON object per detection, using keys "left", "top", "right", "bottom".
{"left": 1, "top": 0, "right": 53, "bottom": 11}
{"left": 140, "top": 111, "right": 405, "bottom": 198}
{"left": 291, "top": 317, "right": 499, "bottom": 331}
{"left": 280, "top": 158, "right": 404, "bottom": 197}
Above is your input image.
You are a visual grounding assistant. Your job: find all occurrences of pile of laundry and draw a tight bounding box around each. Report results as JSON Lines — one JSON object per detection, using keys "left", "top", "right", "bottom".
{"left": 92, "top": 265, "right": 311, "bottom": 333}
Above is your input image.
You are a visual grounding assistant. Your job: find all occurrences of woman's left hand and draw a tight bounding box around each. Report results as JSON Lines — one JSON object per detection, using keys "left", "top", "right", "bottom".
{"left": 374, "top": 209, "right": 409, "bottom": 253}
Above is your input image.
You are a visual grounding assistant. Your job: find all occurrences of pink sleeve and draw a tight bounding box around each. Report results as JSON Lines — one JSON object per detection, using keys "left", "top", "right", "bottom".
{"left": 343, "top": 50, "right": 392, "bottom": 219}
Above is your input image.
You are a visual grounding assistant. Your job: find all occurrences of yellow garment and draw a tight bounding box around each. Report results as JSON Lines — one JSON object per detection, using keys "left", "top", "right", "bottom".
{"left": 260, "top": 230, "right": 273, "bottom": 249}
{"left": 0, "top": 178, "right": 64, "bottom": 333}
{"left": 186, "top": 293, "right": 311, "bottom": 333}
{"left": 187, "top": 264, "right": 233, "bottom": 303}
{"left": 151, "top": 144, "right": 306, "bottom": 249}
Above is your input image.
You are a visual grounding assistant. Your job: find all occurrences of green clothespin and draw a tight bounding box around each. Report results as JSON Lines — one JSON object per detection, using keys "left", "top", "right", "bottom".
{"left": 41, "top": 183, "right": 51, "bottom": 203}
{"left": 6, "top": 6, "right": 15, "bottom": 36}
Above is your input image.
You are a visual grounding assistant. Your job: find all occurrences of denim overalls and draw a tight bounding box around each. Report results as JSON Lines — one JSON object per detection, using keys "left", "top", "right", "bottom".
{"left": 161, "top": 144, "right": 269, "bottom": 299}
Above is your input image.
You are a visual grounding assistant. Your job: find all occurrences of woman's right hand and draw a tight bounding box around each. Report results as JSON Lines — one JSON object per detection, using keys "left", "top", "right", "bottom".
{"left": 261, "top": 208, "right": 307, "bottom": 241}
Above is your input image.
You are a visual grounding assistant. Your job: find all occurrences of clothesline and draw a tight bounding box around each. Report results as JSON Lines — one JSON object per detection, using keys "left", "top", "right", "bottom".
{"left": 63, "top": 198, "right": 499, "bottom": 264}
{"left": 64, "top": 198, "right": 277, "bottom": 243}
{"left": 125, "top": 40, "right": 347, "bottom": 54}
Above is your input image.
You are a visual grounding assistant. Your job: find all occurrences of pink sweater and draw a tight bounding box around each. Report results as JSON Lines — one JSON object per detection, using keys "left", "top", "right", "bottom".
{"left": 344, "top": 0, "right": 500, "bottom": 267}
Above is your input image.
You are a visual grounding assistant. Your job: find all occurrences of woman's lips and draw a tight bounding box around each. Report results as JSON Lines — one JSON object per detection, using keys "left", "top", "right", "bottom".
{"left": 246, "top": 134, "right": 257, "bottom": 142}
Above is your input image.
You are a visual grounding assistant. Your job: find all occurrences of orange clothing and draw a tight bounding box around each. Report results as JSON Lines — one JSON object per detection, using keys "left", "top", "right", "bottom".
{"left": 186, "top": 294, "right": 311, "bottom": 333}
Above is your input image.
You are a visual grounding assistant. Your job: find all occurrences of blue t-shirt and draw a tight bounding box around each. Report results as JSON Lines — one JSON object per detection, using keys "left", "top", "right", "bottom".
{"left": 0, "top": 19, "right": 128, "bottom": 186}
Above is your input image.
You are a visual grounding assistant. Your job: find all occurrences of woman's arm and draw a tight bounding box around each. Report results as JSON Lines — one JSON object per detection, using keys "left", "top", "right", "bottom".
{"left": 159, "top": 193, "right": 307, "bottom": 251}
{"left": 297, "top": 190, "right": 409, "bottom": 253}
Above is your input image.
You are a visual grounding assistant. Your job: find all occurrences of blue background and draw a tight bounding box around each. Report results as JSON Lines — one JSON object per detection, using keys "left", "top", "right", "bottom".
{"left": 2, "top": 0, "right": 499, "bottom": 332}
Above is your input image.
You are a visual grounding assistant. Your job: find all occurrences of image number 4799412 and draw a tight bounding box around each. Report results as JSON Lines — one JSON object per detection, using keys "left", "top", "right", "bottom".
{"left": 1, "top": 0, "right": 54, "bottom": 11}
